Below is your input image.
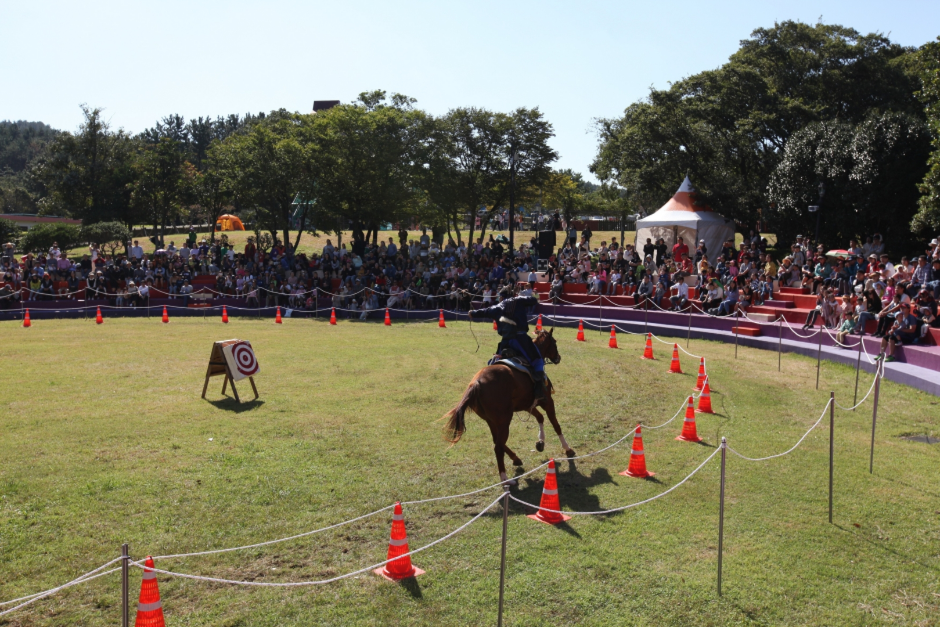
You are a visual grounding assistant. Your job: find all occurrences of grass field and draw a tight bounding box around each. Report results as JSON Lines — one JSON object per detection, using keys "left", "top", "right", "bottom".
{"left": 67, "top": 230, "right": 779, "bottom": 259}
{"left": 1, "top": 317, "right": 938, "bottom": 626}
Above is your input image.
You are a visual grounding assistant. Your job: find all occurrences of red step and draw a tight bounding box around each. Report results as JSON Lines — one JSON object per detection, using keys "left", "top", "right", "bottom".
{"left": 732, "top": 326, "right": 762, "bottom": 337}
{"left": 779, "top": 287, "right": 809, "bottom": 295}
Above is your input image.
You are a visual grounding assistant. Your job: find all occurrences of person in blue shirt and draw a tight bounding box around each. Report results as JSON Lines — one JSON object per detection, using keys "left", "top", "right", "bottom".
{"left": 469, "top": 293, "right": 547, "bottom": 400}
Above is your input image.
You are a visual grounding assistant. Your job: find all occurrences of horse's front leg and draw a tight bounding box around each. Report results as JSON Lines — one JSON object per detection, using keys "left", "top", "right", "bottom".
{"left": 528, "top": 407, "right": 546, "bottom": 452}
{"left": 541, "top": 397, "right": 575, "bottom": 458}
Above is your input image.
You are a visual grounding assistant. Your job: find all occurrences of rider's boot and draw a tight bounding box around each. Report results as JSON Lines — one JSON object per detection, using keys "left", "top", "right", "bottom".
{"left": 533, "top": 371, "right": 547, "bottom": 401}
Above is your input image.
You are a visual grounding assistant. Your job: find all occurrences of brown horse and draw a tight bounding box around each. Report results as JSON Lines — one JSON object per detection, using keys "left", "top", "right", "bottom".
{"left": 443, "top": 328, "right": 575, "bottom": 484}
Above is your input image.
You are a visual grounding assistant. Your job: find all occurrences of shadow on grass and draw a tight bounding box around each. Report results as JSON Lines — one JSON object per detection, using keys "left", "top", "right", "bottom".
{"left": 833, "top": 524, "right": 940, "bottom": 574}
{"left": 206, "top": 397, "right": 265, "bottom": 413}
{"left": 397, "top": 576, "right": 423, "bottom": 599}
{"left": 507, "top": 459, "right": 620, "bottom": 537}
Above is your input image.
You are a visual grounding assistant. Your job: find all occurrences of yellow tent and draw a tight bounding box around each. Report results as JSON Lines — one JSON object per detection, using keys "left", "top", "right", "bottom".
{"left": 216, "top": 214, "right": 245, "bottom": 231}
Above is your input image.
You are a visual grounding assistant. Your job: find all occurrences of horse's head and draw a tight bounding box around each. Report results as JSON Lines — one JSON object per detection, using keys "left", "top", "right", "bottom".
{"left": 534, "top": 328, "right": 561, "bottom": 365}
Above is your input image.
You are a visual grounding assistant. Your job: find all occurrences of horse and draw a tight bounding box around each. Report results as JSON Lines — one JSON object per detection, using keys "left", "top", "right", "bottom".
{"left": 442, "top": 328, "right": 575, "bottom": 484}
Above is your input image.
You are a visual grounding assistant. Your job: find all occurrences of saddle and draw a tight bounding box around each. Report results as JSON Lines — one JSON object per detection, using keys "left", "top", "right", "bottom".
{"left": 487, "top": 348, "right": 551, "bottom": 389}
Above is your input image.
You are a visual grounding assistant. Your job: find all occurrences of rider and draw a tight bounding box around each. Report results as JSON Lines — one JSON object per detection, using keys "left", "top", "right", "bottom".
{"left": 469, "top": 290, "right": 547, "bottom": 400}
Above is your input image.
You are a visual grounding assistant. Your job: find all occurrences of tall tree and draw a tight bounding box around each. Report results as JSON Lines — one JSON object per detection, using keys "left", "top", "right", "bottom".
{"left": 913, "top": 38, "right": 940, "bottom": 234}
{"left": 767, "top": 113, "right": 930, "bottom": 248}
{"left": 34, "top": 105, "right": 138, "bottom": 225}
{"left": 306, "top": 91, "right": 428, "bottom": 254}
{"left": 592, "top": 21, "right": 922, "bottom": 233}
{"left": 132, "top": 137, "right": 195, "bottom": 247}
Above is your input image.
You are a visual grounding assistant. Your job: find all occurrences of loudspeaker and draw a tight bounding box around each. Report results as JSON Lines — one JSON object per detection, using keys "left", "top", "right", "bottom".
{"left": 537, "top": 230, "right": 556, "bottom": 259}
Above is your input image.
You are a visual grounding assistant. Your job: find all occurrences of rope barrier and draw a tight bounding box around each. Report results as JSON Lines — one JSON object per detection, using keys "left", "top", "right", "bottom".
{"left": 509, "top": 447, "right": 721, "bottom": 516}
{"left": 728, "top": 399, "right": 832, "bottom": 462}
{"left": 131, "top": 493, "right": 505, "bottom": 587}
{"left": 0, "top": 561, "right": 122, "bottom": 618}
{"left": 835, "top": 361, "right": 884, "bottom": 411}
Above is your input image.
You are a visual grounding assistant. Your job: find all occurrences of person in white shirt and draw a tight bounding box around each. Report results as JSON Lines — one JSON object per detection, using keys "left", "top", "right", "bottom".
{"left": 130, "top": 240, "right": 144, "bottom": 260}
{"left": 669, "top": 279, "right": 690, "bottom": 311}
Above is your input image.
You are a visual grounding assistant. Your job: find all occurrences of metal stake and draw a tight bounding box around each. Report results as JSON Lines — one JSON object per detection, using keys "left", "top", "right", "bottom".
{"left": 687, "top": 306, "right": 692, "bottom": 348}
{"left": 644, "top": 300, "right": 648, "bottom": 335}
{"left": 121, "top": 543, "right": 129, "bottom": 627}
{"left": 718, "top": 437, "right": 726, "bottom": 597}
{"left": 828, "top": 391, "right": 834, "bottom": 524}
{"left": 733, "top": 311, "right": 739, "bottom": 359}
{"left": 853, "top": 336, "right": 863, "bottom": 409}
{"left": 497, "top": 489, "right": 509, "bottom": 627}
{"left": 815, "top": 326, "right": 823, "bottom": 390}
{"left": 599, "top": 297, "right": 603, "bottom": 337}
{"left": 870, "top": 362, "right": 882, "bottom": 474}
{"left": 778, "top": 316, "right": 783, "bottom": 372}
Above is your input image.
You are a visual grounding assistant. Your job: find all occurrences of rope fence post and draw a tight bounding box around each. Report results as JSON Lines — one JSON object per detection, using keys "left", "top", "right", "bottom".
{"left": 644, "top": 301, "right": 648, "bottom": 335}
{"left": 828, "top": 392, "right": 834, "bottom": 524}
{"left": 870, "top": 363, "right": 882, "bottom": 474}
{"left": 687, "top": 306, "right": 692, "bottom": 348}
{"left": 853, "top": 337, "right": 863, "bottom": 409}
{"left": 733, "top": 311, "right": 739, "bottom": 359}
{"left": 778, "top": 316, "right": 783, "bottom": 372}
{"left": 497, "top": 488, "right": 509, "bottom": 627}
{"left": 815, "top": 326, "right": 823, "bottom": 390}
{"left": 121, "top": 542, "right": 129, "bottom": 627}
{"left": 717, "top": 436, "right": 726, "bottom": 597}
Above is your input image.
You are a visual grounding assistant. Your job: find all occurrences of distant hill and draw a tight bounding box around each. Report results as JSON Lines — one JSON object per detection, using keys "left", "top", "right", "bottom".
{"left": 0, "top": 120, "right": 59, "bottom": 173}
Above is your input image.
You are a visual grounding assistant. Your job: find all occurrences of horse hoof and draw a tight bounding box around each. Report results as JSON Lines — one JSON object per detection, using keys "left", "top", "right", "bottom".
{"left": 513, "top": 459, "right": 524, "bottom": 467}
{"left": 535, "top": 441, "right": 545, "bottom": 452}
{"left": 565, "top": 449, "right": 576, "bottom": 459}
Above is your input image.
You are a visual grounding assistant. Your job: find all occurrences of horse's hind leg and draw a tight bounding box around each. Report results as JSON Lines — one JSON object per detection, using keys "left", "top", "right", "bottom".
{"left": 487, "top": 413, "right": 516, "bottom": 485}
{"left": 541, "top": 397, "right": 575, "bottom": 458}
{"left": 528, "top": 407, "right": 547, "bottom": 452}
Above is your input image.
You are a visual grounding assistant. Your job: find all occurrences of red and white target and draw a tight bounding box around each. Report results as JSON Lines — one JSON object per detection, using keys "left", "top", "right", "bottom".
{"left": 223, "top": 340, "right": 260, "bottom": 381}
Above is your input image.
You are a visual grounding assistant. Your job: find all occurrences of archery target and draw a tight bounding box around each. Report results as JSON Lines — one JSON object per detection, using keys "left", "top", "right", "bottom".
{"left": 223, "top": 340, "right": 260, "bottom": 380}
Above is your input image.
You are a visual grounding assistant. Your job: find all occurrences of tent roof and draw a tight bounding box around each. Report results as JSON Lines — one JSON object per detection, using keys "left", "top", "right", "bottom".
{"left": 636, "top": 177, "right": 734, "bottom": 228}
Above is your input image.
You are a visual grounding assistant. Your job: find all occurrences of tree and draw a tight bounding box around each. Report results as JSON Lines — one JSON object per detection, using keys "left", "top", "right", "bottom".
{"left": 592, "top": 21, "right": 922, "bottom": 233}
{"left": 306, "top": 91, "right": 428, "bottom": 254}
{"left": 81, "top": 221, "right": 132, "bottom": 257}
{"left": 34, "top": 106, "right": 138, "bottom": 225}
{"left": 913, "top": 38, "right": 940, "bottom": 234}
{"left": 219, "top": 112, "right": 312, "bottom": 250}
{"left": 132, "top": 137, "right": 194, "bottom": 247}
{"left": 0, "top": 217, "right": 20, "bottom": 247}
{"left": 20, "top": 223, "right": 82, "bottom": 254}
{"left": 191, "top": 144, "right": 233, "bottom": 243}
{"left": 503, "top": 108, "right": 558, "bottom": 248}
{"left": 767, "top": 113, "right": 930, "bottom": 249}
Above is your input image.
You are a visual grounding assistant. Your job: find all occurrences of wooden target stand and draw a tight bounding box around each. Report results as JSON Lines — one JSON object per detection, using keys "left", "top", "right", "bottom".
{"left": 201, "top": 340, "right": 259, "bottom": 403}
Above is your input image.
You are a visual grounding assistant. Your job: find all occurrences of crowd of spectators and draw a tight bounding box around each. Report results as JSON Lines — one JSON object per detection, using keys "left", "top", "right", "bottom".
{"left": 2, "top": 226, "right": 939, "bottom": 359}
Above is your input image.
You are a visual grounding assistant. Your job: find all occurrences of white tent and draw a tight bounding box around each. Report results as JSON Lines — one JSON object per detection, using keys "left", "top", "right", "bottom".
{"left": 634, "top": 177, "right": 735, "bottom": 266}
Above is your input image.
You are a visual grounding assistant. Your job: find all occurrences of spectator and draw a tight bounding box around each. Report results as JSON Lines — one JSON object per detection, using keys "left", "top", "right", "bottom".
{"left": 878, "top": 303, "right": 919, "bottom": 362}
{"left": 669, "top": 275, "right": 690, "bottom": 311}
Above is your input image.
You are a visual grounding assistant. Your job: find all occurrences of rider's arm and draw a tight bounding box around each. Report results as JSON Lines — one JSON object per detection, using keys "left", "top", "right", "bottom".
{"left": 470, "top": 303, "right": 504, "bottom": 320}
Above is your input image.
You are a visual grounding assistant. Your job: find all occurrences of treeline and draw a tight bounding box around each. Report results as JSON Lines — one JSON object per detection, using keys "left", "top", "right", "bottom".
{"left": 592, "top": 21, "right": 940, "bottom": 250}
{"left": 3, "top": 95, "right": 625, "bottom": 255}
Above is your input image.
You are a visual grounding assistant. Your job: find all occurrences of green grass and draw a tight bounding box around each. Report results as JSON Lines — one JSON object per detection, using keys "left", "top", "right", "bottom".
{"left": 66, "top": 229, "right": 778, "bottom": 259}
{"left": 1, "top": 317, "right": 937, "bottom": 626}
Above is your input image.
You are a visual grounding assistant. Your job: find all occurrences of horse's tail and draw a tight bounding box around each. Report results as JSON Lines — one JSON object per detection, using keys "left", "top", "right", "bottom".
{"left": 443, "top": 380, "right": 479, "bottom": 444}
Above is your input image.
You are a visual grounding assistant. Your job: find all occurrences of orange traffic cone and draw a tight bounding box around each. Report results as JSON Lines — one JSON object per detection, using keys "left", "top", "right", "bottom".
{"left": 694, "top": 358, "right": 706, "bottom": 391}
{"left": 576, "top": 320, "right": 585, "bottom": 342}
{"left": 275, "top": 307, "right": 282, "bottom": 324}
{"left": 96, "top": 307, "right": 103, "bottom": 324}
{"left": 536, "top": 314, "right": 543, "bottom": 332}
{"left": 527, "top": 459, "right": 572, "bottom": 525}
{"left": 23, "top": 309, "right": 31, "bottom": 328}
{"left": 134, "top": 556, "right": 166, "bottom": 627}
{"left": 620, "top": 426, "right": 655, "bottom": 478}
{"left": 439, "top": 309, "right": 446, "bottom": 328}
{"left": 696, "top": 381, "right": 714, "bottom": 414}
{"left": 374, "top": 502, "right": 424, "bottom": 580}
{"left": 330, "top": 308, "right": 337, "bottom": 325}
{"left": 642, "top": 333, "right": 654, "bottom": 359}
{"left": 161, "top": 307, "right": 169, "bottom": 324}
{"left": 384, "top": 308, "right": 392, "bottom": 326}
{"left": 668, "top": 344, "right": 682, "bottom": 374}
{"left": 608, "top": 326, "right": 618, "bottom": 349}
{"left": 221, "top": 306, "right": 229, "bottom": 323}
{"left": 676, "top": 396, "right": 703, "bottom": 442}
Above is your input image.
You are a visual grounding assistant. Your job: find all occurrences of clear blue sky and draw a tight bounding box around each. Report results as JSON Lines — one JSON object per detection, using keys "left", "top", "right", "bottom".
{"left": 2, "top": 0, "right": 938, "bottom": 181}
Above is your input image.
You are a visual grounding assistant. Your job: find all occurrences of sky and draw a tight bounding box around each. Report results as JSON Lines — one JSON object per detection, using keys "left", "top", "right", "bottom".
{"left": 2, "top": 0, "right": 939, "bottom": 182}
